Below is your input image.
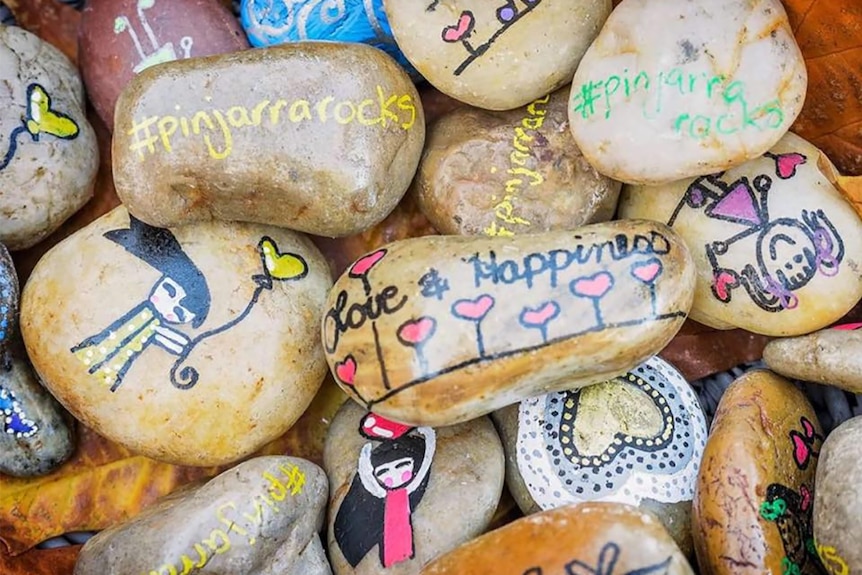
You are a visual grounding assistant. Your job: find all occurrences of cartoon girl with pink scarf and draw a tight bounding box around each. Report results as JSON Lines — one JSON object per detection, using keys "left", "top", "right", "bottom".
{"left": 334, "top": 423, "right": 436, "bottom": 569}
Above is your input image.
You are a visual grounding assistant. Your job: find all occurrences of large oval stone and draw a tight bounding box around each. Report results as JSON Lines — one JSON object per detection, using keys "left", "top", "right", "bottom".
{"left": 74, "top": 456, "right": 331, "bottom": 575}
{"left": 813, "top": 416, "right": 862, "bottom": 575}
{"left": 692, "top": 370, "right": 826, "bottom": 575}
{"left": 619, "top": 133, "right": 862, "bottom": 336}
{"left": 20, "top": 207, "right": 332, "bottom": 466}
{"left": 764, "top": 326, "right": 862, "bottom": 393}
{"left": 0, "top": 26, "right": 99, "bottom": 250}
{"left": 494, "top": 356, "right": 707, "bottom": 557}
{"left": 112, "top": 42, "right": 425, "bottom": 237}
{"left": 240, "top": 0, "right": 418, "bottom": 78}
{"left": 384, "top": 0, "right": 612, "bottom": 110}
{"left": 324, "top": 402, "right": 504, "bottom": 575}
{"left": 79, "top": 0, "right": 248, "bottom": 129}
{"left": 421, "top": 502, "right": 695, "bottom": 575}
{"left": 415, "top": 88, "right": 620, "bottom": 237}
{"left": 568, "top": 0, "right": 807, "bottom": 184}
{"left": 323, "top": 220, "right": 694, "bottom": 427}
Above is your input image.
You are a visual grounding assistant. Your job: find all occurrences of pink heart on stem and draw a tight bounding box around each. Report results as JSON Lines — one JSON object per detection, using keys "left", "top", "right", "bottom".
{"left": 361, "top": 412, "right": 413, "bottom": 440}
{"left": 774, "top": 152, "right": 807, "bottom": 179}
{"left": 713, "top": 270, "right": 739, "bottom": 302}
{"left": 335, "top": 356, "right": 356, "bottom": 386}
{"left": 631, "top": 259, "right": 663, "bottom": 284}
{"left": 397, "top": 317, "right": 437, "bottom": 347}
{"left": 349, "top": 249, "right": 387, "bottom": 278}
{"left": 520, "top": 301, "right": 560, "bottom": 327}
{"left": 441, "top": 11, "right": 475, "bottom": 42}
{"left": 570, "top": 272, "right": 614, "bottom": 299}
{"left": 452, "top": 295, "right": 495, "bottom": 321}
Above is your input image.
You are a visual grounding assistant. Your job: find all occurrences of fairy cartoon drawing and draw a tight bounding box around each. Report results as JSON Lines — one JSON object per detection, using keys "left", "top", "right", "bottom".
{"left": 667, "top": 152, "right": 845, "bottom": 312}
{"left": 71, "top": 216, "right": 308, "bottom": 392}
{"left": 334, "top": 425, "right": 436, "bottom": 569}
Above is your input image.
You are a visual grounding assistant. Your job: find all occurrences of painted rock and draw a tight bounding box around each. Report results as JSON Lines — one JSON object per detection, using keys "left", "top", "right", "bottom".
{"left": 0, "top": 340, "right": 76, "bottom": 477}
{"left": 323, "top": 219, "right": 695, "bottom": 427}
{"left": 422, "top": 502, "right": 695, "bottom": 575}
{"left": 619, "top": 133, "right": 862, "bottom": 337}
{"left": 112, "top": 42, "right": 425, "bottom": 238}
{"left": 692, "top": 370, "right": 826, "bottom": 575}
{"left": 384, "top": 0, "right": 611, "bottom": 111}
{"left": 0, "top": 244, "right": 16, "bottom": 365}
{"left": 0, "top": 26, "right": 98, "bottom": 251}
{"left": 74, "top": 456, "right": 331, "bottom": 575}
{"left": 20, "top": 207, "right": 332, "bottom": 466}
{"left": 568, "top": 0, "right": 807, "bottom": 185}
{"left": 324, "top": 401, "right": 504, "bottom": 575}
{"left": 812, "top": 416, "right": 862, "bottom": 575}
{"left": 415, "top": 88, "right": 620, "bottom": 237}
{"left": 79, "top": 0, "right": 248, "bottom": 129}
{"left": 494, "top": 356, "right": 707, "bottom": 557}
{"left": 240, "top": 0, "right": 419, "bottom": 79}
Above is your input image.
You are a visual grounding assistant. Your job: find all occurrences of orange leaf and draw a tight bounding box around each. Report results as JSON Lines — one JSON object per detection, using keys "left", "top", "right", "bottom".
{"left": 786, "top": 0, "right": 862, "bottom": 175}
{"left": 5, "top": 0, "right": 80, "bottom": 65}
{"left": 0, "top": 379, "right": 346, "bottom": 556}
{"left": 0, "top": 545, "right": 79, "bottom": 575}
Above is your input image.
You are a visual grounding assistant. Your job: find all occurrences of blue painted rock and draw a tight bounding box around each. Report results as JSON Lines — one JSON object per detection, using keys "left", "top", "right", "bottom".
{"left": 74, "top": 456, "right": 331, "bottom": 575}
{"left": 385, "top": 0, "right": 611, "bottom": 110}
{"left": 240, "top": 0, "right": 419, "bottom": 79}
{"left": 20, "top": 207, "right": 332, "bottom": 466}
{"left": 494, "top": 356, "right": 707, "bottom": 557}
{"left": 323, "top": 219, "right": 695, "bottom": 427}
{"left": 0, "top": 244, "right": 16, "bottom": 367}
{"left": 112, "top": 42, "right": 424, "bottom": 237}
{"left": 0, "top": 341, "right": 76, "bottom": 477}
{"left": 568, "top": 0, "right": 807, "bottom": 184}
{"left": 79, "top": 0, "right": 248, "bottom": 129}
{"left": 620, "top": 133, "right": 862, "bottom": 337}
{"left": 692, "top": 370, "right": 825, "bottom": 575}
{"left": 421, "top": 502, "right": 695, "bottom": 575}
{"left": 324, "top": 401, "right": 504, "bottom": 575}
{"left": 0, "top": 26, "right": 98, "bottom": 250}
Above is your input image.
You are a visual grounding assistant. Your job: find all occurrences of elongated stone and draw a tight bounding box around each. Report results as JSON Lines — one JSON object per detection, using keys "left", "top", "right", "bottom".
{"left": 112, "top": 42, "right": 425, "bottom": 237}
{"left": 74, "top": 457, "right": 331, "bottom": 575}
{"left": 323, "top": 220, "right": 695, "bottom": 427}
{"left": 763, "top": 326, "right": 862, "bottom": 393}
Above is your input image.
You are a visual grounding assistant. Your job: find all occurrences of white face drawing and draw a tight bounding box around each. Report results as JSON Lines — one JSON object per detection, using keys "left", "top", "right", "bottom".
{"left": 149, "top": 277, "right": 195, "bottom": 325}
{"left": 373, "top": 456, "right": 416, "bottom": 490}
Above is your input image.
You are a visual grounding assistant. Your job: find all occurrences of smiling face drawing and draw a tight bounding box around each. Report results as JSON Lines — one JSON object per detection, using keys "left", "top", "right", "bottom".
{"left": 758, "top": 221, "right": 819, "bottom": 292}
{"left": 148, "top": 276, "right": 196, "bottom": 325}
{"left": 373, "top": 455, "right": 416, "bottom": 489}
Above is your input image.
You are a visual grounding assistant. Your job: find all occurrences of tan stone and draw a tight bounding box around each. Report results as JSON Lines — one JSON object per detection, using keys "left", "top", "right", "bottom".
{"left": 323, "top": 220, "right": 694, "bottom": 427}
{"left": 568, "top": 0, "right": 807, "bottom": 184}
{"left": 112, "top": 42, "right": 425, "bottom": 237}
{"left": 415, "top": 88, "right": 620, "bottom": 237}
{"left": 692, "top": 370, "right": 825, "bottom": 574}
{"left": 421, "top": 502, "right": 695, "bottom": 575}
{"left": 619, "top": 133, "right": 862, "bottom": 337}
{"left": 74, "top": 457, "right": 331, "bottom": 575}
{"left": 763, "top": 327, "right": 862, "bottom": 393}
{"left": 20, "top": 207, "right": 332, "bottom": 466}
{"left": 385, "top": 0, "right": 611, "bottom": 110}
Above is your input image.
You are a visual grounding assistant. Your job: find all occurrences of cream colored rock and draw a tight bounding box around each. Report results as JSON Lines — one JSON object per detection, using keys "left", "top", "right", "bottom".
{"left": 569, "top": 0, "right": 807, "bottom": 185}
{"left": 620, "top": 133, "right": 862, "bottom": 337}
{"left": 764, "top": 327, "right": 862, "bottom": 393}
{"left": 421, "top": 502, "right": 695, "bottom": 575}
{"left": 323, "top": 220, "right": 695, "bottom": 427}
{"left": 112, "top": 42, "right": 425, "bottom": 237}
{"left": 324, "top": 402, "right": 504, "bottom": 575}
{"left": 813, "top": 416, "right": 862, "bottom": 575}
{"left": 415, "top": 88, "right": 620, "bottom": 237}
{"left": 385, "top": 0, "right": 611, "bottom": 110}
{"left": 21, "top": 207, "right": 332, "bottom": 466}
{"left": 74, "top": 457, "right": 331, "bottom": 575}
{"left": 494, "top": 356, "right": 707, "bottom": 558}
{"left": 0, "top": 26, "right": 99, "bottom": 250}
